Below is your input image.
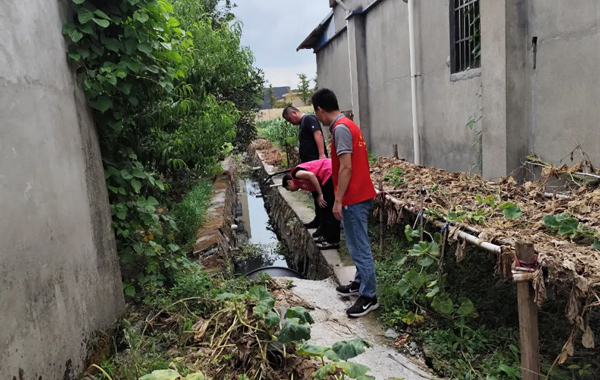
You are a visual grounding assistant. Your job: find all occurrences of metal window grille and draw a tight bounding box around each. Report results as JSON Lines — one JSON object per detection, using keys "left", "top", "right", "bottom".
{"left": 450, "top": 0, "right": 481, "bottom": 73}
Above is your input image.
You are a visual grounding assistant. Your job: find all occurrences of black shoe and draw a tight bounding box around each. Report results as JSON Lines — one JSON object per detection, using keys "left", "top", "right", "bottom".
{"left": 312, "top": 228, "right": 323, "bottom": 238}
{"left": 336, "top": 281, "right": 360, "bottom": 297}
{"left": 346, "top": 296, "right": 379, "bottom": 318}
{"left": 304, "top": 219, "right": 319, "bottom": 229}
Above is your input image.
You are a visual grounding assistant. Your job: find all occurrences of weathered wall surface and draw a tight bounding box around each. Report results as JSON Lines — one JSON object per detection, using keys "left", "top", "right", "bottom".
{"left": 316, "top": 31, "right": 352, "bottom": 113}
{"left": 0, "top": 1, "right": 124, "bottom": 379}
{"left": 527, "top": 0, "right": 600, "bottom": 165}
{"left": 365, "top": 0, "right": 482, "bottom": 171}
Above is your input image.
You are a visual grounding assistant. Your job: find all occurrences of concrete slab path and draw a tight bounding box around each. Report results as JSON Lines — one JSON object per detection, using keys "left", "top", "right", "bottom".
{"left": 277, "top": 278, "right": 432, "bottom": 380}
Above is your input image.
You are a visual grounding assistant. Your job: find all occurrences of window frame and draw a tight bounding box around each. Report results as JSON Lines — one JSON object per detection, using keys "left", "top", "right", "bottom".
{"left": 449, "top": 0, "right": 481, "bottom": 74}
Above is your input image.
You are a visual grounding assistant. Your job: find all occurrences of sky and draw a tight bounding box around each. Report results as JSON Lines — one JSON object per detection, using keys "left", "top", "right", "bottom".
{"left": 233, "top": 0, "right": 331, "bottom": 89}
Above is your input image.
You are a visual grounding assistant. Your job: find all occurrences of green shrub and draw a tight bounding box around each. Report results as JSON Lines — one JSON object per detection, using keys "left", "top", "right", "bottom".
{"left": 172, "top": 180, "right": 213, "bottom": 246}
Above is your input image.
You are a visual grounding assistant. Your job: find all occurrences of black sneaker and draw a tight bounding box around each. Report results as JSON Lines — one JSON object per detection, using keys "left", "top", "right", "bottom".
{"left": 336, "top": 281, "right": 360, "bottom": 297}
{"left": 304, "top": 219, "right": 319, "bottom": 229}
{"left": 312, "top": 228, "right": 323, "bottom": 238}
{"left": 346, "top": 296, "right": 379, "bottom": 318}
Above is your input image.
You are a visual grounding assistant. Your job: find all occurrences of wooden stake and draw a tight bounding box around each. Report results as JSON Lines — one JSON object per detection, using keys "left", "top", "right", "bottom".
{"left": 393, "top": 144, "right": 399, "bottom": 159}
{"left": 515, "top": 241, "right": 541, "bottom": 380}
{"left": 379, "top": 179, "right": 385, "bottom": 253}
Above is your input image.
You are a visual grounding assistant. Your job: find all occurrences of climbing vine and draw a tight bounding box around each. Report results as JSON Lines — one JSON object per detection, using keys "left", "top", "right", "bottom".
{"left": 62, "top": 0, "right": 263, "bottom": 296}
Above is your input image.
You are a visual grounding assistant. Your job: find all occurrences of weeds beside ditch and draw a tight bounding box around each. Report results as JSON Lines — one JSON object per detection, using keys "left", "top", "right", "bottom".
{"left": 368, "top": 216, "right": 598, "bottom": 380}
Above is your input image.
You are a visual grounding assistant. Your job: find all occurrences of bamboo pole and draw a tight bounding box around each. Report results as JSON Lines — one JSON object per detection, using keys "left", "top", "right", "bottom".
{"left": 393, "top": 144, "right": 399, "bottom": 159}
{"left": 376, "top": 190, "right": 502, "bottom": 255}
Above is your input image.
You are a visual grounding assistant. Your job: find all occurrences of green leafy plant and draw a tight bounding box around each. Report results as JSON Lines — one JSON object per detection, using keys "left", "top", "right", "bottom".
{"left": 298, "top": 338, "right": 375, "bottom": 380}
{"left": 543, "top": 214, "right": 595, "bottom": 240}
{"left": 63, "top": 0, "right": 263, "bottom": 297}
{"left": 475, "top": 195, "right": 522, "bottom": 219}
{"left": 257, "top": 118, "right": 298, "bottom": 148}
{"left": 384, "top": 167, "right": 406, "bottom": 187}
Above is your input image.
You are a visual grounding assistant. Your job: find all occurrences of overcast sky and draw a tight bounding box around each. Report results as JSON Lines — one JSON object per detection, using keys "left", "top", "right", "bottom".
{"left": 233, "top": 1, "right": 331, "bottom": 89}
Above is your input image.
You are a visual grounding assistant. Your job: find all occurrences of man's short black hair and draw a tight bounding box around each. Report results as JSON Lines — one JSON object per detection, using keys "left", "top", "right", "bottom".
{"left": 282, "top": 106, "right": 299, "bottom": 118}
{"left": 281, "top": 173, "right": 293, "bottom": 190}
{"left": 311, "top": 88, "right": 340, "bottom": 112}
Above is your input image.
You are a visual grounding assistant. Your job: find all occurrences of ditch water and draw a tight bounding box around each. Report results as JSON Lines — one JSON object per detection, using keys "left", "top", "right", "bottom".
{"left": 234, "top": 179, "right": 289, "bottom": 275}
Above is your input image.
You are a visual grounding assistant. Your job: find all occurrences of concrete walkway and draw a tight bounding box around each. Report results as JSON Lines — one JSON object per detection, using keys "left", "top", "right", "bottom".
{"left": 277, "top": 278, "right": 432, "bottom": 380}
{"left": 259, "top": 153, "right": 433, "bottom": 380}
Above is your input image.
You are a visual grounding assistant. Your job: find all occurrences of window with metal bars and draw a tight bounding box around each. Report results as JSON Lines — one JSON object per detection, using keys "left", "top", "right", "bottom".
{"left": 449, "top": 0, "right": 481, "bottom": 73}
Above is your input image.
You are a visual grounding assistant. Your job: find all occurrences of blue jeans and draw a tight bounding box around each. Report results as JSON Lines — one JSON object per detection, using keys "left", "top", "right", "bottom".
{"left": 342, "top": 199, "right": 376, "bottom": 298}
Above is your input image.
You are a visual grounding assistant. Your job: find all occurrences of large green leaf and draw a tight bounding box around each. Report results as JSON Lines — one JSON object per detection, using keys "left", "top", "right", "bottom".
{"left": 500, "top": 202, "right": 522, "bottom": 219}
{"left": 90, "top": 96, "right": 112, "bottom": 113}
{"left": 336, "top": 362, "right": 371, "bottom": 378}
{"left": 285, "top": 306, "right": 314, "bottom": 325}
{"left": 431, "top": 293, "right": 454, "bottom": 315}
{"left": 457, "top": 297, "right": 477, "bottom": 317}
{"left": 332, "top": 338, "right": 370, "bottom": 361}
{"left": 542, "top": 215, "right": 560, "bottom": 229}
{"left": 93, "top": 18, "right": 110, "bottom": 28}
{"left": 314, "top": 363, "right": 338, "bottom": 379}
{"left": 62, "top": 24, "right": 83, "bottom": 43}
{"left": 264, "top": 311, "right": 280, "bottom": 328}
{"left": 397, "top": 279, "right": 411, "bottom": 296}
{"left": 297, "top": 344, "right": 340, "bottom": 361}
{"left": 94, "top": 9, "right": 111, "bottom": 20}
{"left": 250, "top": 286, "right": 275, "bottom": 317}
{"left": 297, "top": 344, "right": 328, "bottom": 358}
{"left": 140, "top": 369, "right": 181, "bottom": 380}
{"left": 78, "top": 7, "right": 94, "bottom": 24}
{"left": 277, "top": 319, "right": 311, "bottom": 343}
{"left": 404, "top": 269, "right": 426, "bottom": 289}
{"left": 131, "top": 179, "right": 141, "bottom": 193}
{"left": 418, "top": 255, "right": 435, "bottom": 268}
{"left": 558, "top": 218, "right": 579, "bottom": 237}
{"left": 408, "top": 241, "right": 429, "bottom": 256}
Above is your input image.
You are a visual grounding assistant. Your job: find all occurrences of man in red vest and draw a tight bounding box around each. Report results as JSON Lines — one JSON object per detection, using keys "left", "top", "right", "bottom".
{"left": 311, "top": 88, "right": 378, "bottom": 318}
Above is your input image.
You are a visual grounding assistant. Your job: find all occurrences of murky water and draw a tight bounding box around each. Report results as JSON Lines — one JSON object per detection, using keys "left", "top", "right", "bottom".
{"left": 234, "top": 179, "right": 288, "bottom": 275}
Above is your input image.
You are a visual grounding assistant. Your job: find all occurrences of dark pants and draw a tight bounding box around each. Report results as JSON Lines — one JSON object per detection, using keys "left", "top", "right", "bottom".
{"left": 311, "top": 191, "right": 321, "bottom": 224}
{"left": 320, "top": 178, "right": 340, "bottom": 244}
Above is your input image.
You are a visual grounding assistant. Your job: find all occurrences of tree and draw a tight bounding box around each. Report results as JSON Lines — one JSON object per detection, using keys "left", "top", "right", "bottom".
{"left": 298, "top": 73, "right": 313, "bottom": 105}
{"left": 268, "top": 84, "right": 277, "bottom": 109}
{"left": 313, "top": 74, "right": 319, "bottom": 92}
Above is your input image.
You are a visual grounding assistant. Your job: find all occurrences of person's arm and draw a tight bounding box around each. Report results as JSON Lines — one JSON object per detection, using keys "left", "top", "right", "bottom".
{"left": 313, "top": 130, "right": 326, "bottom": 160}
{"left": 333, "top": 154, "right": 352, "bottom": 220}
{"left": 294, "top": 171, "right": 327, "bottom": 207}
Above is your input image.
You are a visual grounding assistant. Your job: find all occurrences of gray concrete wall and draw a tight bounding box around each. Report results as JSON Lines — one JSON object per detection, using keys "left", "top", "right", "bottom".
{"left": 527, "top": 0, "right": 600, "bottom": 166}
{"left": 365, "top": 0, "right": 483, "bottom": 171}
{"left": 316, "top": 31, "right": 353, "bottom": 112}
{"left": 0, "top": 1, "right": 124, "bottom": 379}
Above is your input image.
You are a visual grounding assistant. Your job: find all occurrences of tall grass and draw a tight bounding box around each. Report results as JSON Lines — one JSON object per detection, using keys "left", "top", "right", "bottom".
{"left": 172, "top": 180, "right": 214, "bottom": 246}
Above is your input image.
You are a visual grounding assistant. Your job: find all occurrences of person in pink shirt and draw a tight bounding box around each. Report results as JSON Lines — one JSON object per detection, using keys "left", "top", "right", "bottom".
{"left": 281, "top": 159, "right": 340, "bottom": 249}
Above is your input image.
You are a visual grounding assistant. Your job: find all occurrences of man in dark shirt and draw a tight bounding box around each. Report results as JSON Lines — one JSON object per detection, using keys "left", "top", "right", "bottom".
{"left": 283, "top": 106, "right": 328, "bottom": 230}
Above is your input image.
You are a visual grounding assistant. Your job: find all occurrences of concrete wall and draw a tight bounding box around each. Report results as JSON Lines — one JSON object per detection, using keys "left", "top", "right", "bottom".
{"left": 363, "top": 0, "right": 482, "bottom": 171}
{"left": 0, "top": 1, "right": 124, "bottom": 379}
{"left": 527, "top": 0, "right": 600, "bottom": 166}
{"left": 316, "top": 31, "right": 353, "bottom": 112}
{"left": 317, "top": 0, "right": 600, "bottom": 176}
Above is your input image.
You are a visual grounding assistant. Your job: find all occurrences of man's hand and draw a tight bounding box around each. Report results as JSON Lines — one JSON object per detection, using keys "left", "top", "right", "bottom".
{"left": 319, "top": 154, "right": 327, "bottom": 160}
{"left": 317, "top": 194, "right": 327, "bottom": 208}
{"left": 333, "top": 200, "right": 343, "bottom": 221}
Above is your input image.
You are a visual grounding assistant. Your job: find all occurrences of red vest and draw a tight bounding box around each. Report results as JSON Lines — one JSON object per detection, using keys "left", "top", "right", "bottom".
{"left": 291, "top": 159, "right": 332, "bottom": 192}
{"left": 331, "top": 116, "right": 376, "bottom": 206}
